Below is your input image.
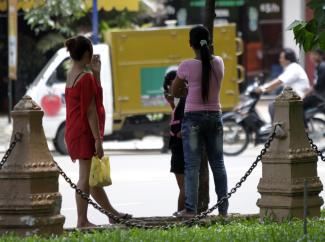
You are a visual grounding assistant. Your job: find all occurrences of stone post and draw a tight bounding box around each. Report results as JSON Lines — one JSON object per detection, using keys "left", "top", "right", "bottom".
{"left": 257, "top": 87, "right": 323, "bottom": 221}
{"left": 0, "top": 96, "right": 65, "bottom": 235}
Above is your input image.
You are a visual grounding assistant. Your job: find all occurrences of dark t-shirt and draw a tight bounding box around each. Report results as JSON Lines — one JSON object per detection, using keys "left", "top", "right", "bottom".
{"left": 169, "top": 97, "right": 186, "bottom": 147}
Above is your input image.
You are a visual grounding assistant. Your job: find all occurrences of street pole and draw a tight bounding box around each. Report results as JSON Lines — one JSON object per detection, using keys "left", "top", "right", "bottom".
{"left": 7, "top": 79, "right": 12, "bottom": 124}
{"left": 92, "top": 0, "right": 99, "bottom": 44}
{"left": 7, "top": 0, "right": 18, "bottom": 124}
{"left": 197, "top": 0, "right": 217, "bottom": 214}
{"left": 204, "top": 0, "right": 215, "bottom": 53}
{"left": 303, "top": 179, "right": 308, "bottom": 235}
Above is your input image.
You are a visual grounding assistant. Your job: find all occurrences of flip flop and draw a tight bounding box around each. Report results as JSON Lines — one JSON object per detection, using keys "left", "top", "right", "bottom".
{"left": 121, "top": 213, "right": 133, "bottom": 219}
{"left": 109, "top": 213, "right": 133, "bottom": 224}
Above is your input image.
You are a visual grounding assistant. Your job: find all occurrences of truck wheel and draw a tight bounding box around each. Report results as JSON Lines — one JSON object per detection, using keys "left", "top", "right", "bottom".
{"left": 54, "top": 124, "right": 68, "bottom": 155}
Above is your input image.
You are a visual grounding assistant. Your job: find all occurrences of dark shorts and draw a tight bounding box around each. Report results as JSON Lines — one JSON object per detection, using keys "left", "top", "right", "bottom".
{"left": 170, "top": 138, "right": 185, "bottom": 174}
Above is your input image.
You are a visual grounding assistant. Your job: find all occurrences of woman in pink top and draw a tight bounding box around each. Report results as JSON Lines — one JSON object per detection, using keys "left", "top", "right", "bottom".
{"left": 172, "top": 26, "right": 228, "bottom": 217}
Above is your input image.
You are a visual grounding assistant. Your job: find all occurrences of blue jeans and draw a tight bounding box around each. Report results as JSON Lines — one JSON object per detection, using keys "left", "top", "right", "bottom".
{"left": 182, "top": 111, "right": 228, "bottom": 214}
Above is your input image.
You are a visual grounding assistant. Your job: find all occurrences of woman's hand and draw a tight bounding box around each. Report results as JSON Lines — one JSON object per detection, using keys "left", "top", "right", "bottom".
{"left": 164, "top": 92, "right": 174, "bottom": 105}
{"left": 90, "top": 55, "right": 101, "bottom": 75}
{"left": 95, "top": 139, "right": 104, "bottom": 159}
{"left": 255, "top": 86, "right": 264, "bottom": 94}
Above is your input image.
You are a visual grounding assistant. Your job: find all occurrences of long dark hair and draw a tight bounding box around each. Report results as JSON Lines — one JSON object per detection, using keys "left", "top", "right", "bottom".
{"left": 190, "top": 26, "right": 212, "bottom": 103}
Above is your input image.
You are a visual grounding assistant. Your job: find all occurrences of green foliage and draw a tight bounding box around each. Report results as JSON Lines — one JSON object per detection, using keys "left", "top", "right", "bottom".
{"left": 24, "top": 0, "right": 87, "bottom": 36}
{"left": 36, "top": 33, "right": 66, "bottom": 54}
{"left": 288, "top": 0, "right": 325, "bottom": 52}
{"left": 17, "top": 34, "right": 47, "bottom": 87}
{"left": 1, "top": 212, "right": 325, "bottom": 242}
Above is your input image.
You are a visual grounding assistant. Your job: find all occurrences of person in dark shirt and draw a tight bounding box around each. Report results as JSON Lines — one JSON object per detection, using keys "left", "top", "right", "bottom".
{"left": 163, "top": 69, "right": 186, "bottom": 214}
{"left": 303, "top": 49, "right": 325, "bottom": 114}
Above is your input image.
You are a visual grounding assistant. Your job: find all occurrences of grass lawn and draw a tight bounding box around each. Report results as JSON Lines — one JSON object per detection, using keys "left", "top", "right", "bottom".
{"left": 1, "top": 210, "right": 325, "bottom": 242}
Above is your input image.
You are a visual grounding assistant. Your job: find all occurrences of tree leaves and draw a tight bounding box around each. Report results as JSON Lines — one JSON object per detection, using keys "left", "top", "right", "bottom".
{"left": 289, "top": 0, "right": 325, "bottom": 52}
{"left": 24, "top": 0, "right": 87, "bottom": 37}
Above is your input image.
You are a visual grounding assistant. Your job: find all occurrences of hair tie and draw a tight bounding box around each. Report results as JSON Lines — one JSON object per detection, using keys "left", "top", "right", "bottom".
{"left": 200, "top": 39, "right": 208, "bottom": 47}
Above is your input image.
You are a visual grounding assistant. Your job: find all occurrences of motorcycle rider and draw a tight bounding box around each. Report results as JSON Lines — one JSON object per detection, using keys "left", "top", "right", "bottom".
{"left": 303, "top": 49, "right": 325, "bottom": 112}
{"left": 256, "top": 48, "right": 310, "bottom": 121}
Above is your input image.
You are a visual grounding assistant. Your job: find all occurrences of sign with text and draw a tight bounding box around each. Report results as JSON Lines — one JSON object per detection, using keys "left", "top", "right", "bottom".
{"left": 8, "top": 0, "right": 17, "bottom": 80}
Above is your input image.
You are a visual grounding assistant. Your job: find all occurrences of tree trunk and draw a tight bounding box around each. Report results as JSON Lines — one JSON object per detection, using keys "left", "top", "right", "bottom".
{"left": 197, "top": 0, "right": 216, "bottom": 214}
{"left": 197, "top": 147, "right": 209, "bottom": 213}
{"left": 203, "top": 0, "right": 215, "bottom": 53}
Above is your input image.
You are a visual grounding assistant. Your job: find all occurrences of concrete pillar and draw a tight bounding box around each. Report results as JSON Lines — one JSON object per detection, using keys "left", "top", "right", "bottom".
{"left": 257, "top": 87, "right": 323, "bottom": 221}
{"left": 0, "top": 96, "right": 65, "bottom": 236}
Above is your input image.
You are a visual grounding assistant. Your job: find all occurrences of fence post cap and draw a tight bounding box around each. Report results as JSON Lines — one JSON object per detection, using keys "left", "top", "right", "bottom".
{"left": 275, "top": 87, "right": 301, "bottom": 102}
{"left": 13, "top": 95, "right": 41, "bottom": 111}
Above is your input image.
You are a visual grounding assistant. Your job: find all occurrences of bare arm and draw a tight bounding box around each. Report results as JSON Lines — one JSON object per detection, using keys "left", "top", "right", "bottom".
{"left": 257, "top": 78, "right": 282, "bottom": 93}
{"left": 93, "top": 72, "right": 101, "bottom": 85}
{"left": 91, "top": 55, "right": 101, "bottom": 86}
{"left": 171, "top": 76, "right": 187, "bottom": 98}
{"left": 87, "top": 97, "right": 103, "bottom": 158}
{"left": 164, "top": 92, "right": 175, "bottom": 109}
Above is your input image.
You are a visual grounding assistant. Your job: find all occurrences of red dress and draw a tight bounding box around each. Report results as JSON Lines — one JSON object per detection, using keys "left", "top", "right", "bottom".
{"left": 64, "top": 73, "right": 105, "bottom": 161}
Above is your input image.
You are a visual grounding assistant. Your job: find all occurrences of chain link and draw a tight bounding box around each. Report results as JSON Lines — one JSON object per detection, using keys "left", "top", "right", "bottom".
{"left": 0, "top": 132, "right": 22, "bottom": 170}
{"left": 55, "top": 124, "right": 281, "bottom": 229}
{"left": 307, "top": 135, "right": 325, "bottom": 162}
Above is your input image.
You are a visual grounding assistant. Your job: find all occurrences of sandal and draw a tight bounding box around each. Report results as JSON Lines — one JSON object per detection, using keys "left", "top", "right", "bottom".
{"left": 109, "top": 213, "right": 133, "bottom": 224}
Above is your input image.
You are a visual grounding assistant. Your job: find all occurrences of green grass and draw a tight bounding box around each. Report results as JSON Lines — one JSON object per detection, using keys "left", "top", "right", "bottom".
{"left": 1, "top": 210, "right": 325, "bottom": 242}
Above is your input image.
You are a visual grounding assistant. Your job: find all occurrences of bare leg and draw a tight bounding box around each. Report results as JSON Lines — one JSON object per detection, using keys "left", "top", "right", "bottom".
{"left": 76, "top": 159, "right": 96, "bottom": 228}
{"left": 175, "top": 173, "right": 185, "bottom": 211}
{"left": 90, "top": 186, "right": 123, "bottom": 223}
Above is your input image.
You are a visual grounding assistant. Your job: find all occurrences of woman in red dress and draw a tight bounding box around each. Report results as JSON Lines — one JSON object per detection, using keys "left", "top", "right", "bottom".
{"left": 64, "top": 36, "right": 131, "bottom": 228}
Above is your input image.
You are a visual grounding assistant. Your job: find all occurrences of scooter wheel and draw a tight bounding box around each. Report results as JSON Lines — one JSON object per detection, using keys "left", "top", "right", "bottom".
{"left": 307, "top": 117, "right": 325, "bottom": 153}
{"left": 223, "top": 119, "right": 249, "bottom": 156}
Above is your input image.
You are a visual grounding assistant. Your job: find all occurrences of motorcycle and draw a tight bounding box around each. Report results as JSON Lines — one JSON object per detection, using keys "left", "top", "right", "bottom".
{"left": 222, "top": 81, "right": 325, "bottom": 156}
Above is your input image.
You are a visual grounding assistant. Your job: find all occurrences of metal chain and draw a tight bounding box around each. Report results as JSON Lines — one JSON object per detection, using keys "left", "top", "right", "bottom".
{"left": 55, "top": 123, "right": 281, "bottom": 229}
{"left": 307, "top": 135, "right": 325, "bottom": 162}
{"left": 0, "top": 132, "right": 22, "bottom": 170}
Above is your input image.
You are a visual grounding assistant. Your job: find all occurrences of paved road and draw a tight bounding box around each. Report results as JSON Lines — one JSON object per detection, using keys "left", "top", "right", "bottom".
{"left": 0, "top": 125, "right": 324, "bottom": 228}
{"left": 52, "top": 145, "right": 325, "bottom": 228}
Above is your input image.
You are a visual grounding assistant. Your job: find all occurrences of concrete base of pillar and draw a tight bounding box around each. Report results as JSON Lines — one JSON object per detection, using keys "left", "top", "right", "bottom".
{"left": 257, "top": 195, "right": 324, "bottom": 221}
{"left": 0, "top": 214, "right": 65, "bottom": 236}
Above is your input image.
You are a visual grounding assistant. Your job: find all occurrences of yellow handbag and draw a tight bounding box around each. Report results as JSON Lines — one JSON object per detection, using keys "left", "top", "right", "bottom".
{"left": 89, "top": 156, "right": 112, "bottom": 187}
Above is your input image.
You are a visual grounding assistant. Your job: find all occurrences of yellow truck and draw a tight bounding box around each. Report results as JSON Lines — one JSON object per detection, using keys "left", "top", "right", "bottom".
{"left": 26, "top": 24, "right": 243, "bottom": 154}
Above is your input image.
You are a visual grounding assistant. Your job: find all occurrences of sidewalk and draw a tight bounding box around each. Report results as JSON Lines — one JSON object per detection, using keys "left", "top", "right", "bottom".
{"left": 0, "top": 116, "right": 13, "bottom": 153}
